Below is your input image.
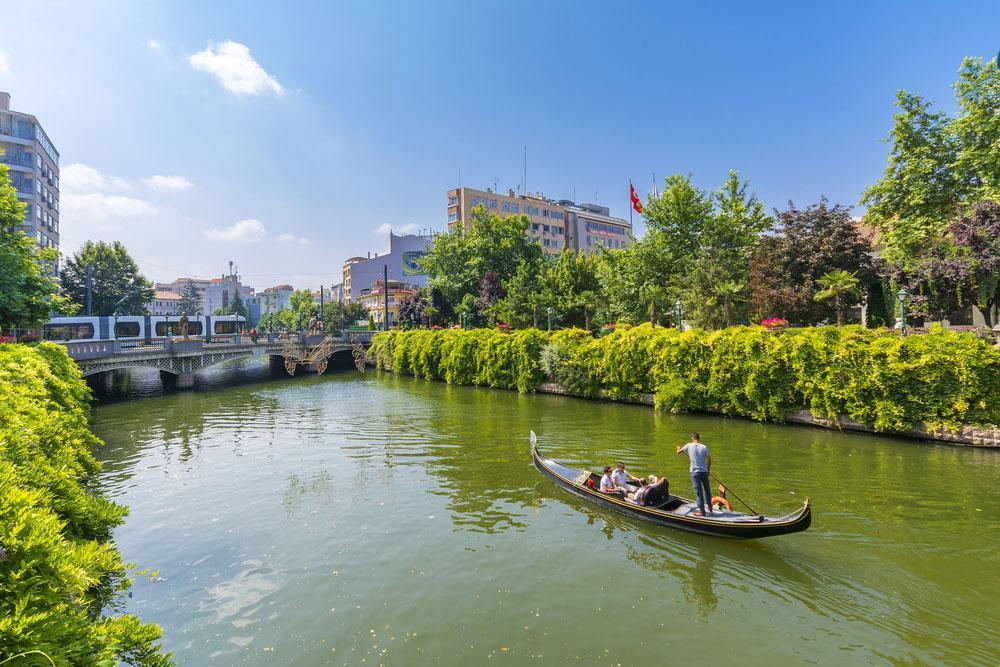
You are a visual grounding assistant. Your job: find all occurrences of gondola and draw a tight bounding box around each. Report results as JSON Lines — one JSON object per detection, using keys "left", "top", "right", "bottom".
{"left": 531, "top": 432, "right": 811, "bottom": 539}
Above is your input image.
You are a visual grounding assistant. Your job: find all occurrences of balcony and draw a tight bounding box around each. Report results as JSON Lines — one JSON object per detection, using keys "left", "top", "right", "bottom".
{"left": 0, "top": 153, "right": 34, "bottom": 168}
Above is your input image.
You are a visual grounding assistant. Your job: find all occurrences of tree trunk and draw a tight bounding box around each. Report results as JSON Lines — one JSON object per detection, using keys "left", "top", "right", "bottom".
{"left": 532, "top": 304, "right": 538, "bottom": 329}
{"left": 724, "top": 300, "right": 732, "bottom": 328}
{"left": 584, "top": 304, "right": 590, "bottom": 331}
{"left": 649, "top": 302, "right": 656, "bottom": 327}
{"left": 835, "top": 293, "right": 843, "bottom": 326}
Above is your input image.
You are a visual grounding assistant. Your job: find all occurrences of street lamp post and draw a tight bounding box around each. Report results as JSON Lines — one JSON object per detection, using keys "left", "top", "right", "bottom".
{"left": 674, "top": 299, "right": 683, "bottom": 331}
{"left": 546, "top": 307, "right": 553, "bottom": 331}
{"left": 896, "top": 289, "right": 907, "bottom": 336}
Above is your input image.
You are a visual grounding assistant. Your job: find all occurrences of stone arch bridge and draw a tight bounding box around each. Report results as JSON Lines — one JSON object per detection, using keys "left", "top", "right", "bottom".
{"left": 65, "top": 332, "right": 374, "bottom": 389}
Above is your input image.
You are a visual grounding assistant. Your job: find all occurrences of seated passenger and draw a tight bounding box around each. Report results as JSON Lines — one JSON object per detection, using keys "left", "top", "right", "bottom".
{"left": 640, "top": 476, "right": 670, "bottom": 507}
{"left": 628, "top": 475, "right": 655, "bottom": 504}
{"left": 611, "top": 462, "right": 637, "bottom": 492}
{"left": 600, "top": 466, "right": 626, "bottom": 497}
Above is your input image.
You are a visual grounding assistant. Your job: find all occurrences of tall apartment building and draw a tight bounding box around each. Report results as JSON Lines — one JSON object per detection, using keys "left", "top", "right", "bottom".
{"left": 342, "top": 233, "right": 431, "bottom": 304}
{"left": 447, "top": 187, "right": 569, "bottom": 255}
{"left": 446, "top": 186, "right": 631, "bottom": 255}
{"left": 0, "top": 92, "right": 60, "bottom": 268}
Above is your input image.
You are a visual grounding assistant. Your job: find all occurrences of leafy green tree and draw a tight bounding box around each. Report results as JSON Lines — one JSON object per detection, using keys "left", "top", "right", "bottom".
{"left": 634, "top": 174, "right": 713, "bottom": 317}
{"left": 862, "top": 56, "right": 998, "bottom": 266}
{"left": 713, "top": 280, "right": 745, "bottom": 328}
{"left": 684, "top": 171, "right": 770, "bottom": 328}
{"left": 61, "top": 241, "right": 154, "bottom": 315}
{"left": 215, "top": 291, "right": 248, "bottom": 318}
{"left": 288, "top": 288, "right": 317, "bottom": 329}
{"left": 420, "top": 205, "right": 544, "bottom": 314}
{"left": 0, "top": 165, "right": 70, "bottom": 331}
{"left": 177, "top": 280, "right": 202, "bottom": 316}
{"left": 814, "top": 270, "right": 863, "bottom": 326}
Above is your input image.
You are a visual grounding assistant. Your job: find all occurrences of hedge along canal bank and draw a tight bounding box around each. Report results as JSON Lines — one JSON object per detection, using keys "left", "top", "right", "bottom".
{"left": 368, "top": 324, "right": 1000, "bottom": 448}
{"left": 534, "top": 383, "right": 1000, "bottom": 447}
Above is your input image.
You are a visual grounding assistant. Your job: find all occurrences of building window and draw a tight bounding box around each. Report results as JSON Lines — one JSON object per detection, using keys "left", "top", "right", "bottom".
{"left": 531, "top": 223, "right": 539, "bottom": 231}
{"left": 502, "top": 202, "right": 509, "bottom": 212}
{"left": 447, "top": 213, "right": 458, "bottom": 222}
{"left": 448, "top": 196, "right": 458, "bottom": 205}
{"left": 511, "top": 203, "right": 519, "bottom": 213}
{"left": 543, "top": 225, "right": 550, "bottom": 233}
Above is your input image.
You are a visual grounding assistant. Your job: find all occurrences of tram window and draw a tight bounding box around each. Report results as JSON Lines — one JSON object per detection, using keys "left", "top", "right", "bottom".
{"left": 214, "top": 320, "right": 237, "bottom": 334}
{"left": 154, "top": 322, "right": 175, "bottom": 336}
{"left": 187, "top": 322, "right": 203, "bottom": 335}
{"left": 43, "top": 323, "right": 95, "bottom": 341}
{"left": 114, "top": 322, "right": 140, "bottom": 338}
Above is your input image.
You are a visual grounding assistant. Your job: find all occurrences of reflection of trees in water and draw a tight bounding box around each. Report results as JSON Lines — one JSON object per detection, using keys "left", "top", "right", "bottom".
{"left": 95, "top": 390, "right": 284, "bottom": 488}
{"left": 389, "top": 379, "right": 538, "bottom": 534}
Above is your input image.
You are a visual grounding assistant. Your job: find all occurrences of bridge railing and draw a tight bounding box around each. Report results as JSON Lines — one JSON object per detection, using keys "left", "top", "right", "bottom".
{"left": 118, "top": 339, "right": 167, "bottom": 353}
{"left": 65, "top": 340, "right": 117, "bottom": 360}
{"left": 343, "top": 330, "right": 376, "bottom": 344}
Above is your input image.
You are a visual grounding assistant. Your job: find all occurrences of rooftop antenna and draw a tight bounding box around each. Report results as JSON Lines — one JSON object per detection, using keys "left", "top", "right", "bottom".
{"left": 523, "top": 145, "right": 527, "bottom": 197}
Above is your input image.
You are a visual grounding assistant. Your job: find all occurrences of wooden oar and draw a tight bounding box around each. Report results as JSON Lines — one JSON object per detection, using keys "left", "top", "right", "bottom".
{"left": 710, "top": 473, "right": 759, "bottom": 515}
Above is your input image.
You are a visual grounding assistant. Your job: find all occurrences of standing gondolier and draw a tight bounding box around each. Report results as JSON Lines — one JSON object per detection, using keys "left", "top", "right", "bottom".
{"left": 677, "top": 433, "right": 712, "bottom": 516}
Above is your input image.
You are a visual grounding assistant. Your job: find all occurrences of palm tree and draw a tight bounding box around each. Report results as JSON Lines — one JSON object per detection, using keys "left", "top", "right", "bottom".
{"left": 577, "top": 290, "right": 598, "bottom": 331}
{"left": 713, "top": 280, "right": 745, "bottom": 328}
{"left": 814, "top": 270, "right": 862, "bottom": 326}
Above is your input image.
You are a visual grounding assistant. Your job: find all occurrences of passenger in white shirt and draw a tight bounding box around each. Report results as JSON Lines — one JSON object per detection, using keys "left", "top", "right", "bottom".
{"left": 611, "top": 462, "right": 636, "bottom": 492}
{"left": 599, "top": 466, "right": 626, "bottom": 497}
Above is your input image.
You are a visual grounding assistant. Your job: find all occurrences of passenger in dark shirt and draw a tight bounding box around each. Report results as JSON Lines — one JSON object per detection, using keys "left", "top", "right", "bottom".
{"left": 639, "top": 476, "right": 670, "bottom": 507}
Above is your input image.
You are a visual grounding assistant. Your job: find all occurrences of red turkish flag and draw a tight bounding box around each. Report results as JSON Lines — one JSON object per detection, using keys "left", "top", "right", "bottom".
{"left": 630, "top": 182, "right": 643, "bottom": 214}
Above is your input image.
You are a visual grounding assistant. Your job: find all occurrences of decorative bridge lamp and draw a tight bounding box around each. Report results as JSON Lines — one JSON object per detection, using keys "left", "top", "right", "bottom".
{"left": 896, "top": 289, "right": 907, "bottom": 336}
{"left": 674, "top": 299, "right": 683, "bottom": 330}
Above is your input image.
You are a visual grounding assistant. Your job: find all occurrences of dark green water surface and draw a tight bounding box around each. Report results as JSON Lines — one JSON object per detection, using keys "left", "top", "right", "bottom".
{"left": 91, "top": 371, "right": 1000, "bottom": 665}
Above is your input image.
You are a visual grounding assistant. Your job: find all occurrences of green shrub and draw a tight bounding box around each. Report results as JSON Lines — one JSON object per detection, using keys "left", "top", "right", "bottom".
{"left": 371, "top": 324, "right": 1000, "bottom": 431}
{"left": 0, "top": 342, "right": 170, "bottom": 666}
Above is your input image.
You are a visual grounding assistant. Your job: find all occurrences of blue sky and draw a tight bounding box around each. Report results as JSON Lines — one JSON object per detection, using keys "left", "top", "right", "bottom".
{"left": 1, "top": 1, "right": 997, "bottom": 290}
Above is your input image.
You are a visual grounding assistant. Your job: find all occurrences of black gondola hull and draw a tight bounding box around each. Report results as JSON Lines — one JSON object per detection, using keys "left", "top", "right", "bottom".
{"left": 532, "top": 444, "right": 811, "bottom": 539}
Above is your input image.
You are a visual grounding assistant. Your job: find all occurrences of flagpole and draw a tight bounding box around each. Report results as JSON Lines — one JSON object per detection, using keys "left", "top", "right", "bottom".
{"left": 629, "top": 178, "right": 633, "bottom": 227}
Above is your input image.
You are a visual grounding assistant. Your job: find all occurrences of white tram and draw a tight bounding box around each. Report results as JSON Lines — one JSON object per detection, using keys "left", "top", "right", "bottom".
{"left": 42, "top": 315, "right": 247, "bottom": 344}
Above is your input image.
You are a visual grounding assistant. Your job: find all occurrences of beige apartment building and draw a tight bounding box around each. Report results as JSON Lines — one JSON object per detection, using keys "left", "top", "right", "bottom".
{"left": 446, "top": 186, "right": 631, "bottom": 255}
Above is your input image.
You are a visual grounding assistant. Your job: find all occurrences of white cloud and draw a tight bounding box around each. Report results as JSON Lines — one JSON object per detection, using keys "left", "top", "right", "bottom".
{"left": 276, "top": 233, "right": 310, "bottom": 245}
{"left": 61, "top": 163, "right": 132, "bottom": 193}
{"left": 375, "top": 223, "right": 420, "bottom": 236}
{"left": 147, "top": 39, "right": 162, "bottom": 50}
{"left": 203, "top": 218, "right": 267, "bottom": 243}
{"left": 60, "top": 163, "right": 155, "bottom": 228}
{"left": 62, "top": 192, "right": 158, "bottom": 223}
{"left": 0, "top": 51, "right": 10, "bottom": 75}
{"left": 143, "top": 174, "right": 194, "bottom": 192}
{"left": 189, "top": 40, "right": 283, "bottom": 96}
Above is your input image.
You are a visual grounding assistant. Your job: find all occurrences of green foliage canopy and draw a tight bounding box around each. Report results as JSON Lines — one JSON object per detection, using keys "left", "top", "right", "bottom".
{"left": 0, "top": 343, "right": 170, "bottom": 665}
{"left": 61, "top": 241, "right": 154, "bottom": 315}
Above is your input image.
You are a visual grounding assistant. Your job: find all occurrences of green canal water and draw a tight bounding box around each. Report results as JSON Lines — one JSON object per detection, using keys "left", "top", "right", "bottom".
{"left": 91, "top": 370, "right": 1000, "bottom": 665}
